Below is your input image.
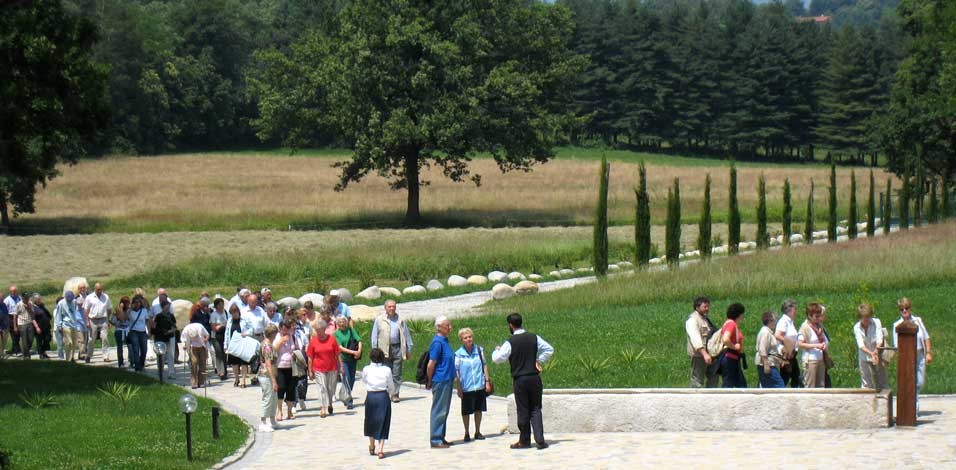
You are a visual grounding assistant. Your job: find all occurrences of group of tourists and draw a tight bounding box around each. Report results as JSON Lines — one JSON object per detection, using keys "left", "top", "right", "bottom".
{"left": 685, "top": 296, "right": 933, "bottom": 401}
{"left": 1, "top": 282, "right": 554, "bottom": 458}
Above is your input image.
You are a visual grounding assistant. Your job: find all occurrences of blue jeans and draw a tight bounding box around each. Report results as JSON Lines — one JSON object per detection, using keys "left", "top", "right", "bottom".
{"left": 720, "top": 355, "right": 747, "bottom": 388}
{"left": 55, "top": 329, "right": 64, "bottom": 359}
{"left": 340, "top": 359, "right": 357, "bottom": 405}
{"left": 917, "top": 350, "right": 927, "bottom": 412}
{"left": 127, "top": 330, "right": 148, "bottom": 372}
{"left": 758, "top": 366, "right": 785, "bottom": 388}
{"left": 430, "top": 379, "right": 453, "bottom": 444}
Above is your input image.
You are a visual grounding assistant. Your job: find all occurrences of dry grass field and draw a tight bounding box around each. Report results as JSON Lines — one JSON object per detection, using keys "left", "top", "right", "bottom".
{"left": 15, "top": 150, "right": 892, "bottom": 232}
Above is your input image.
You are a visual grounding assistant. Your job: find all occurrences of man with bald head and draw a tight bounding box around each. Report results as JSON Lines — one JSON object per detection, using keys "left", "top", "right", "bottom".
{"left": 242, "top": 293, "right": 267, "bottom": 379}
{"left": 4, "top": 285, "right": 22, "bottom": 356}
{"left": 83, "top": 282, "right": 113, "bottom": 363}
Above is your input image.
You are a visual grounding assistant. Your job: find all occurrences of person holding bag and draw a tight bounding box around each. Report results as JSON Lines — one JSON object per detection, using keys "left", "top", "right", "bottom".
{"left": 454, "top": 327, "right": 491, "bottom": 442}
{"left": 334, "top": 316, "right": 362, "bottom": 410}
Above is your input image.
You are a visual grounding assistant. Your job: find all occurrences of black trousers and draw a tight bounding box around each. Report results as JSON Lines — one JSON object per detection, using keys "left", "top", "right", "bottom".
{"left": 10, "top": 330, "right": 21, "bottom": 354}
{"left": 512, "top": 374, "right": 545, "bottom": 445}
{"left": 781, "top": 355, "right": 803, "bottom": 388}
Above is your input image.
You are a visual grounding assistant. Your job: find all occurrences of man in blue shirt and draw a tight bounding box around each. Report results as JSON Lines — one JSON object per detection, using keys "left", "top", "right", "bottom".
{"left": 426, "top": 316, "right": 455, "bottom": 448}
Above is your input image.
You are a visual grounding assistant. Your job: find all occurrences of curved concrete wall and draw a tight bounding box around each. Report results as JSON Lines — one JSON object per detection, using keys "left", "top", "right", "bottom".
{"left": 507, "top": 388, "right": 892, "bottom": 433}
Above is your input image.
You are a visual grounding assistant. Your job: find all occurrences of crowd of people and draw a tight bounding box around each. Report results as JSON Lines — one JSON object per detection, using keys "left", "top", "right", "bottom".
{"left": 0, "top": 282, "right": 554, "bottom": 457}
{"left": 684, "top": 296, "right": 933, "bottom": 407}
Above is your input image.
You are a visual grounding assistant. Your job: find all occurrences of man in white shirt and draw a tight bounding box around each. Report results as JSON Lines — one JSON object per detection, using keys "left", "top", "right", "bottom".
{"left": 83, "top": 282, "right": 113, "bottom": 363}
{"left": 684, "top": 296, "right": 717, "bottom": 388}
{"left": 4, "top": 285, "right": 21, "bottom": 356}
{"left": 241, "top": 293, "right": 266, "bottom": 380}
{"left": 774, "top": 299, "right": 802, "bottom": 388}
{"left": 181, "top": 320, "right": 210, "bottom": 389}
{"left": 229, "top": 288, "right": 250, "bottom": 312}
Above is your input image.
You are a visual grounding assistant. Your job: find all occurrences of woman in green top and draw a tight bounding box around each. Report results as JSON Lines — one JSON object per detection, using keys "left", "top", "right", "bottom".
{"left": 334, "top": 316, "right": 363, "bottom": 410}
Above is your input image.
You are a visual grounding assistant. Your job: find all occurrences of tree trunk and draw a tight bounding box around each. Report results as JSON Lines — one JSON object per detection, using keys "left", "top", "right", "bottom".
{"left": 0, "top": 191, "right": 10, "bottom": 232}
{"left": 404, "top": 150, "right": 421, "bottom": 225}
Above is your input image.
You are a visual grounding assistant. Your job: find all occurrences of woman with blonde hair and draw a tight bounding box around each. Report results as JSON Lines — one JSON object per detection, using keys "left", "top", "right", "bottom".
{"left": 853, "top": 303, "right": 888, "bottom": 390}
{"left": 893, "top": 297, "right": 932, "bottom": 411}
{"left": 454, "top": 327, "right": 491, "bottom": 440}
{"left": 307, "top": 318, "right": 340, "bottom": 417}
{"left": 798, "top": 303, "right": 828, "bottom": 388}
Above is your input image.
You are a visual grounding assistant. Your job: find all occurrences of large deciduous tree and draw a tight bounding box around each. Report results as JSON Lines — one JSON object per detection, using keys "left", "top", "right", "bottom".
{"left": 0, "top": 1, "right": 109, "bottom": 228}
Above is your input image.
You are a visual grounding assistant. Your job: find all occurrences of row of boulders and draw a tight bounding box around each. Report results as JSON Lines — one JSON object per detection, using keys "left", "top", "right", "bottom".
{"left": 354, "top": 270, "right": 548, "bottom": 301}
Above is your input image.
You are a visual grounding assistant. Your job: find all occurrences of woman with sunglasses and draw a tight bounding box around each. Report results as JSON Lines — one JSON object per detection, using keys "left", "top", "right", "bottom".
{"left": 893, "top": 297, "right": 932, "bottom": 411}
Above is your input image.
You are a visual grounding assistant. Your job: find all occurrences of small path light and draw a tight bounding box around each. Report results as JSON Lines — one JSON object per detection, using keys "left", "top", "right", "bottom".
{"left": 154, "top": 341, "right": 167, "bottom": 384}
{"left": 179, "top": 394, "right": 198, "bottom": 461}
{"left": 212, "top": 406, "right": 221, "bottom": 439}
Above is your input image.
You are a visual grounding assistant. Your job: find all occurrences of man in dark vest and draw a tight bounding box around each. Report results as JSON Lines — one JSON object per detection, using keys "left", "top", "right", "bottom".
{"left": 492, "top": 313, "right": 554, "bottom": 450}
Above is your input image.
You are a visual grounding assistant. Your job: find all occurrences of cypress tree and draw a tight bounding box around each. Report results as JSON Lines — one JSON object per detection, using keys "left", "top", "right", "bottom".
{"left": 593, "top": 155, "right": 609, "bottom": 276}
{"left": 698, "top": 173, "right": 712, "bottom": 258}
{"left": 827, "top": 164, "right": 837, "bottom": 242}
{"left": 900, "top": 163, "right": 910, "bottom": 230}
{"left": 756, "top": 174, "right": 768, "bottom": 249}
{"left": 866, "top": 170, "right": 876, "bottom": 237}
{"left": 728, "top": 163, "right": 740, "bottom": 255}
{"left": 634, "top": 161, "right": 651, "bottom": 266}
{"left": 804, "top": 179, "right": 815, "bottom": 242}
{"left": 883, "top": 177, "right": 892, "bottom": 234}
{"left": 914, "top": 161, "right": 923, "bottom": 227}
{"left": 848, "top": 170, "right": 858, "bottom": 239}
{"left": 665, "top": 177, "right": 682, "bottom": 267}
{"left": 928, "top": 178, "right": 939, "bottom": 223}
{"left": 943, "top": 173, "right": 952, "bottom": 220}
{"left": 782, "top": 178, "right": 792, "bottom": 246}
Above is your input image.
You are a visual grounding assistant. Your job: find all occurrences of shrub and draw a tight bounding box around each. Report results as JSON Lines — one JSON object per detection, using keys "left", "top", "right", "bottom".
{"left": 19, "top": 391, "right": 58, "bottom": 410}
{"left": 866, "top": 170, "right": 876, "bottom": 238}
{"left": 593, "top": 155, "right": 609, "bottom": 277}
{"left": 828, "top": 164, "right": 837, "bottom": 243}
{"left": 848, "top": 170, "right": 858, "bottom": 239}
{"left": 756, "top": 174, "right": 768, "bottom": 249}
{"left": 782, "top": 177, "right": 792, "bottom": 246}
{"left": 698, "top": 173, "right": 712, "bottom": 258}
{"left": 665, "top": 178, "right": 681, "bottom": 267}
{"left": 728, "top": 162, "right": 740, "bottom": 255}
{"left": 804, "top": 179, "right": 815, "bottom": 242}
{"left": 98, "top": 381, "right": 141, "bottom": 412}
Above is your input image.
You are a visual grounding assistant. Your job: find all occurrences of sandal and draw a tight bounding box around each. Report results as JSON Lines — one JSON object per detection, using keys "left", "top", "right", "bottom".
{"left": 368, "top": 445, "right": 375, "bottom": 456}
{"left": 233, "top": 378, "right": 239, "bottom": 387}
{"left": 377, "top": 451, "right": 385, "bottom": 459}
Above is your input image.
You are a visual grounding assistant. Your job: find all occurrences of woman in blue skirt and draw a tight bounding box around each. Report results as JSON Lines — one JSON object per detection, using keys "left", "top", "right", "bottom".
{"left": 362, "top": 348, "right": 395, "bottom": 459}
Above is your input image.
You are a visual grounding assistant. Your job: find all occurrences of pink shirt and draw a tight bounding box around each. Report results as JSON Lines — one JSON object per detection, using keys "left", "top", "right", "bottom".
{"left": 275, "top": 334, "right": 300, "bottom": 369}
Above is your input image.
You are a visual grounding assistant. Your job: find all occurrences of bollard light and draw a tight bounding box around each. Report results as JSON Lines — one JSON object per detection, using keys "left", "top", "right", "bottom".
{"left": 154, "top": 341, "right": 167, "bottom": 384}
{"left": 212, "top": 406, "right": 221, "bottom": 439}
{"left": 179, "top": 394, "right": 197, "bottom": 461}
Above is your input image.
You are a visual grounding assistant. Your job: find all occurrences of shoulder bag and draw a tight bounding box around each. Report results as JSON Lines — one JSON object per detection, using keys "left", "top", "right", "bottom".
{"left": 347, "top": 329, "right": 361, "bottom": 361}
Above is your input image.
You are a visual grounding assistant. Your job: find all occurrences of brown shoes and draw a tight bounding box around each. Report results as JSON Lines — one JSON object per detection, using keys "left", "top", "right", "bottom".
{"left": 430, "top": 443, "right": 450, "bottom": 449}
{"left": 510, "top": 442, "right": 531, "bottom": 449}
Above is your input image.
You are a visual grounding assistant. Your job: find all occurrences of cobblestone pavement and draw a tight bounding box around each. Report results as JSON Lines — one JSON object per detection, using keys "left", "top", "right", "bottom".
{"left": 79, "top": 346, "right": 956, "bottom": 469}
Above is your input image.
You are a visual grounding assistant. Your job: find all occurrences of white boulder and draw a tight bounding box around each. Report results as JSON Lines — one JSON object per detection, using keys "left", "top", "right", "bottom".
{"left": 576, "top": 267, "right": 591, "bottom": 274}
{"left": 507, "top": 271, "right": 526, "bottom": 281}
{"left": 467, "top": 275, "right": 488, "bottom": 285}
{"left": 447, "top": 275, "right": 468, "bottom": 287}
{"left": 334, "top": 288, "right": 353, "bottom": 303}
{"left": 549, "top": 270, "right": 562, "bottom": 278}
{"left": 837, "top": 235, "right": 849, "bottom": 242}
{"left": 789, "top": 234, "right": 804, "bottom": 244}
{"left": 491, "top": 283, "right": 516, "bottom": 300}
{"left": 514, "top": 280, "right": 539, "bottom": 295}
{"left": 349, "top": 304, "right": 381, "bottom": 322}
{"left": 379, "top": 287, "right": 402, "bottom": 297}
{"left": 618, "top": 261, "right": 634, "bottom": 268}
{"left": 171, "top": 299, "right": 193, "bottom": 328}
{"left": 356, "top": 286, "right": 381, "bottom": 300}
{"left": 813, "top": 230, "right": 828, "bottom": 240}
{"left": 488, "top": 271, "right": 508, "bottom": 282}
{"left": 607, "top": 264, "right": 621, "bottom": 272}
{"left": 650, "top": 258, "right": 662, "bottom": 265}
{"left": 559, "top": 269, "right": 575, "bottom": 277}
{"left": 738, "top": 242, "right": 750, "bottom": 251}
{"left": 713, "top": 245, "right": 728, "bottom": 255}
{"left": 299, "top": 293, "right": 325, "bottom": 308}
{"left": 529, "top": 274, "right": 543, "bottom": 281}
{"left": 277, "top": 297, "right": 301, "bottom": 311}
{"left": 426, "top": 280, "right": 444, "bottom": 291}
{"left": 63, "top": 277, "right": 89, "bottom": 296}
{"left": 402, "top": 285, "right": 427, "bottom": 295}
{"left": 837, "top": 226, "right": 848, "bottom": 235}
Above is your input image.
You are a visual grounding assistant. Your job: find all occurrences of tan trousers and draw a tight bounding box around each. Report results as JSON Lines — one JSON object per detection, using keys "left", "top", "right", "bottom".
{"left": 189, "top": 347, "right": 208, "bottom": 387}
{"left": 314, "top": 371, "right": 338, "bottom": 408}
{"left": 802, "top": 360, "right": 826, "bottom": 388}
{"left": 690, "top": 355, "right": 719, "bottom": 388}
{"left": 61, "top": 327, "right": 80, "bottom": 361}
{"left": 859, "top": 360, "right": 889, "bottom": 390}
{"left": 0, "top": 330, "right": 8, "bottom": 358}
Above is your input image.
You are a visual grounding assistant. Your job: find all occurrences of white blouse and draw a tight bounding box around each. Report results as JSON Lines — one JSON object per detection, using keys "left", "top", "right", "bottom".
{"left": 362, "top": 363, "right": 396, "bottom": 395}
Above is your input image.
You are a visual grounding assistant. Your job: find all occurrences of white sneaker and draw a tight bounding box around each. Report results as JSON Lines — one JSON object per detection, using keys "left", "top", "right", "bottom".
{"left": 298, "top": 400, "right": 306, "bottom": 411}
{"left": 258, "top": 424, "right": 274, "bottom": 433}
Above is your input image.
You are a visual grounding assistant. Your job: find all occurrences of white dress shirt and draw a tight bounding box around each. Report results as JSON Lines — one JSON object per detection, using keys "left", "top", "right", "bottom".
{"left": 491, "top": 328, "right": 554, "bottom": 364}
{"left": 362, "top": 363, "right": 396, "bottom": 394}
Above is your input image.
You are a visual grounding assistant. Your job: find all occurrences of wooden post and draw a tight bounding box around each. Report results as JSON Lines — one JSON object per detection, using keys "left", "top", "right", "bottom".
{"left": 895, "top": 320, "right": 919, "bottom": 426}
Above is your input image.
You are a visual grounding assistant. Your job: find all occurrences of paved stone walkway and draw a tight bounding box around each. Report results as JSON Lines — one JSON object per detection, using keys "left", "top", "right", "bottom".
{"left": 80, "top": 345, "right": 956, "bottom": 469}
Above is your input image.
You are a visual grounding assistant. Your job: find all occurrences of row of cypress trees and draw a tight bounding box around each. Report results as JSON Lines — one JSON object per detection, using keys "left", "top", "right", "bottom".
{"left": 620, "top": 162, "right": 953, "bottom": 271}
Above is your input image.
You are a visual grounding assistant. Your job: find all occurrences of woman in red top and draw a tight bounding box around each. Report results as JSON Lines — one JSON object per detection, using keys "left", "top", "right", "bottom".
{"left": 720, "top": 303, "right": 747, "bottom": 388}
{"left": 307, "top": 319, "right": 340, "bottom": 418}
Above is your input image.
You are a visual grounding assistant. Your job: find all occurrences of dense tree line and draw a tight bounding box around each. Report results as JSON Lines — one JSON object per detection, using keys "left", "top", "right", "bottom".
{"left": 563, "top": 0, "right": 904, "bottom": 162}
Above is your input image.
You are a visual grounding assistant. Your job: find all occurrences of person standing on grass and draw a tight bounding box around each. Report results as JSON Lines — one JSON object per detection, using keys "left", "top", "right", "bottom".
{"left": 307, "top": 318, "right": 340, "bottom": 418}
{"left": 774, "top": 299, "right": 802, "bottom": 388}
{"left": 126, "top": 295, "right": 150, "bottom": 372}
{"left": 210, "top": 298, "right": 229, "bottom": 380}
{"left": 685, "top": 296, "right": 718, "bottom": 388}
{"left": 371, "top": 300, "right": 413, "bottom": 403}
{"left": 756, "top": 311, "right": 784, "bottom": 388}
{"left": 5, "top": 285, "right": 22, "bottom": 356}
{"left": 492, "top": 313, "right": 554, "bottom": 450}
{"left": 14, "top": 294, "right": 40, "bottom": 359}
{"left": 426, "top": 316, "right": 456, "bottom": 448}
{"left": 258, "top": 324, "right": 279, "bottom": 433}
{"left": 798, "top": 303, "right": 828, "bottom": 388}
{"left": 334, "top": 315, "right": 362, "bottom": 410}
{"left": 83, "top": 282, "right": 113, "bottom": 363}
{"left": 55, "top": 291, "right": 80, "bottom": 361}
{"left": 853, "top": 304, "right": 888, "bottom": 390}
{"left": 181, "top": 318, "right": 210, "bottom": 389}
{"left": 455, "top": 327, "right": 490, "bottom": 442}
{"left": 32, "top": 294, "right": 52, "bottom": 359}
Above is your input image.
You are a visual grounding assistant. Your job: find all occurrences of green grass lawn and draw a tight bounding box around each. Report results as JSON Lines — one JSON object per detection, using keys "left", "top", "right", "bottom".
{"left": 0, "top": 361, "right": 247, "bottom": 470}
{"left": 371, "top": 222, "right": 956, "bottom": 394}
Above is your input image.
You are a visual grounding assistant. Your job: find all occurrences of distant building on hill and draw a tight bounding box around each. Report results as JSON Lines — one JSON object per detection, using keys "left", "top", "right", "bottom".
{"left": 796, "top": 15, "right": 832, "bottom": 23}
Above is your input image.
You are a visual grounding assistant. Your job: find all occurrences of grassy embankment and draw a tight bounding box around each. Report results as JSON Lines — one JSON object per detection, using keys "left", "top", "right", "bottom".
{"left": 0, "top": 361, "right": 247, "bottom": 469}
{"left": 383, "top": 222, "right": 956, "bottom": 394}
{"left": 12, "top": 147, "right": 889, "bottom": 233}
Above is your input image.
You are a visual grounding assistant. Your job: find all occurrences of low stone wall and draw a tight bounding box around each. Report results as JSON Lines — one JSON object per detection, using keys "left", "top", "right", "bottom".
{"left": 506, "top": 388, "right": 892, "bottom": 433}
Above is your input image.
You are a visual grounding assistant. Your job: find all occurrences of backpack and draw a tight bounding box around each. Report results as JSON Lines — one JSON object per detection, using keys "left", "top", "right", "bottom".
{"left": 415, "top": 349, "right": 431, "bottom": 385}
{"left": 705, "top": 317, "right": 726, "bottom": 357}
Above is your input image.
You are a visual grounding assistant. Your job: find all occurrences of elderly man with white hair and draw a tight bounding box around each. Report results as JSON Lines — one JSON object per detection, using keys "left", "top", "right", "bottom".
{"left": 371, "top": 300, "right": 413, "bottom": 402}
{"left": 242, "top": 293, "right": 267, "bottom": 381}
{"left": 426, "top": 316, "right": 456, "bottom": 448}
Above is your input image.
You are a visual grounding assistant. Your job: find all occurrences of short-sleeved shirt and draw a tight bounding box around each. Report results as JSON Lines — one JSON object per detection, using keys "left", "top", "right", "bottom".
{"left": 259, "top": 341, "right": 277, "bottom": 373}
{"left": 853, "top": 318, "right": 884, "bottom": 363}
{"left": 3, "top": 295, "right": 20, "bottom": 319}
{"left": 775, "top": 314, "right": 798, "bottom": 351}
{"left": 127, "top": 307, "right": 149, "bottom": 332}
{"left": 721, "top": 320, "right": 743, "bottom": 360}
{"left": 334, "top": 328, "right": 361, "bottom": 363}
{"left": 181, "top": 323, "right": 209, "bottom": 348}
{"left": 83, "top": 293, "right": 111, "bottom": 320}
{"left": 153, "top": 311, "right": 177, "bottom": 341}
{"left": 307, "top": 335, "right": 340, "bottom": 372}
{"left": 428, "top": 335, "right": 455, "bottom": 383}
{"left": 16, "top": 302, "right": 35, "bottom": 326}
{"left": 798, "top": 321, "right": 827, "bottom": 362}
{"left": 454, "top": 346, "right": 487, "bottom": 392}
